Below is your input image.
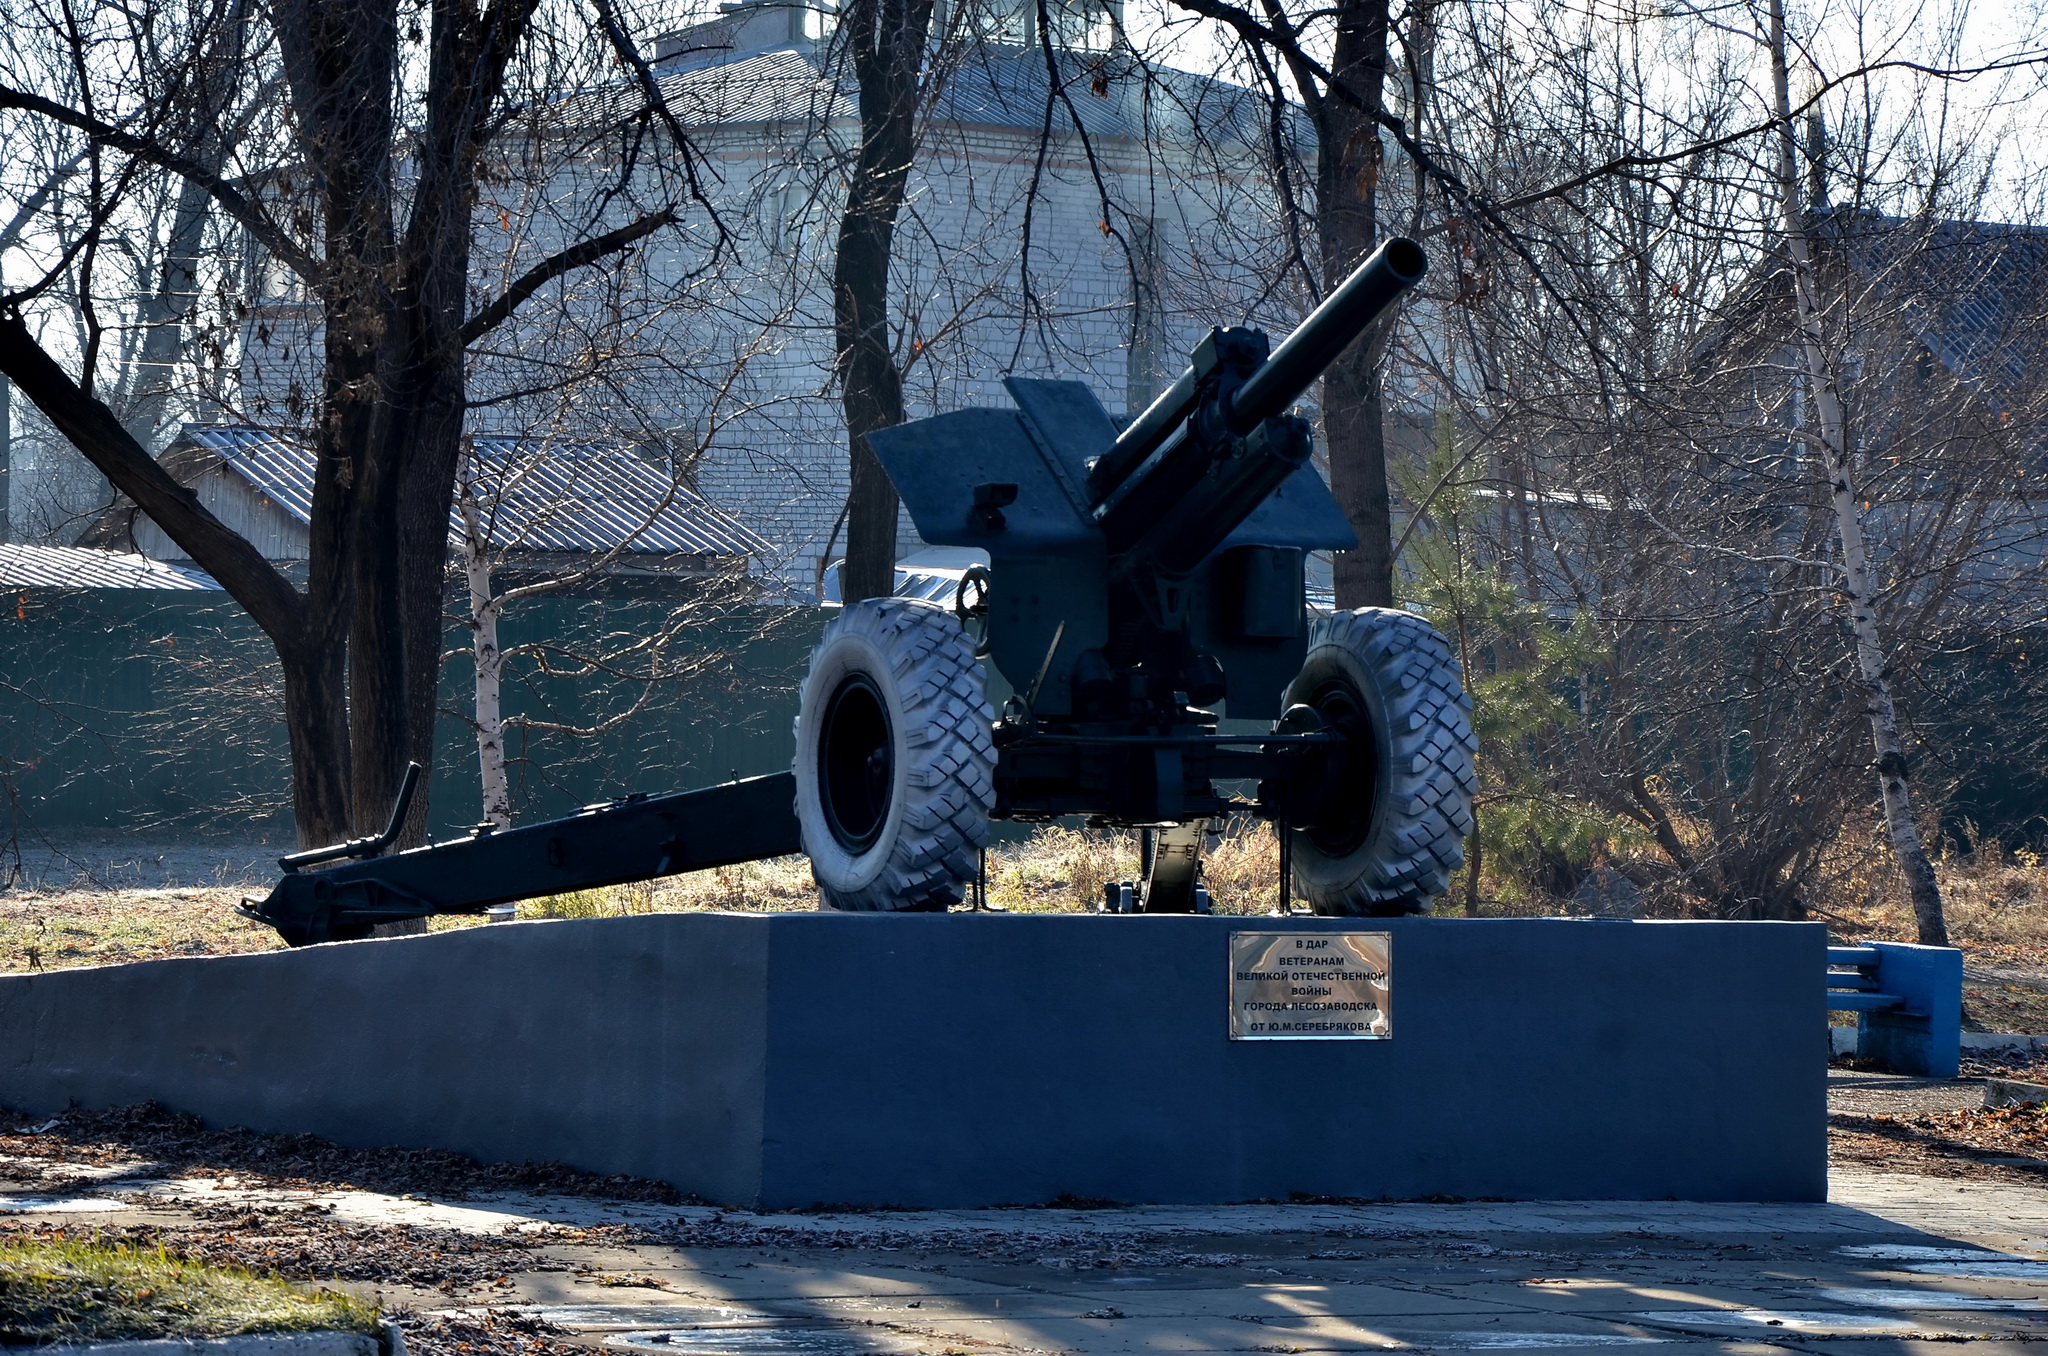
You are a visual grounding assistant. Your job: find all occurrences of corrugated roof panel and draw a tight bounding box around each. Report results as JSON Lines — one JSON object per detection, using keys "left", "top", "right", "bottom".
{"left": 553, "top": 44, "right": 1275, "bottom": 144}
{"left": 1834, "top": 212, "right": 2048, "bottom": 416}
{"left": 176, "top": 426, "right": 769, "bottom": 558}
{"left": 0, "top": 544, "right": 223, "bottom": 591}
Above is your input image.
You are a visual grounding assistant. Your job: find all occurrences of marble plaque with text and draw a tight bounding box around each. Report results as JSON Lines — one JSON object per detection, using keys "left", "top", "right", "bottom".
{"left": 1229, "top": 932, "right": 1391, "bottom": 1039}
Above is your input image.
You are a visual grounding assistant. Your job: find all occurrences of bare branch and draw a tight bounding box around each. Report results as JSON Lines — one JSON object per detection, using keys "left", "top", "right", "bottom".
{"left": 461, "top": 209, "right": 678, "bottom": 345}
{"left": 0, "top": 310, "right": 306, "bottom": 643}
{"left": 0, "top": 83, "right": 322, "bottom": 285}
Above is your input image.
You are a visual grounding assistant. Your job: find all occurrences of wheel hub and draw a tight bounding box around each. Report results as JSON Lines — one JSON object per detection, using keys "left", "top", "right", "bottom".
{"left": 1288, "top": 677, "right": 1376, "bottom": 855}
{"left": 819, "top": 673, "right": 894, "bottom": 852}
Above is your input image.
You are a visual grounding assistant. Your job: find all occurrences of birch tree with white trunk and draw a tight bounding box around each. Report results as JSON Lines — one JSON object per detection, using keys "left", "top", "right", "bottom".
{"left": 455, "top": 446, "right": 512, "bottom": 831}
{"left": 1764, "top": 0, "right": 1947, "bottom": 945}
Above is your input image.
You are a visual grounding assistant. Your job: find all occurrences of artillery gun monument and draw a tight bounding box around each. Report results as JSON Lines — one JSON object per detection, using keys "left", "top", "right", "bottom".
{"left": 1, "top": 237, "right": 1824, "bottom": 1211}
{"left": 245, "top": 237, "right": 1476, "bottom": 943}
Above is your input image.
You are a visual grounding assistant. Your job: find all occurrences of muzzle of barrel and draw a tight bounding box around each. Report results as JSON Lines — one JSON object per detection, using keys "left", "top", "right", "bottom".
{"left": 1226, "top": 237, "right": 1428, "bottom": 435}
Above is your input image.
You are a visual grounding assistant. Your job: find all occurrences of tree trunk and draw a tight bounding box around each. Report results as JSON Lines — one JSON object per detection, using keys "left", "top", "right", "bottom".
{"left": 2, "top": 0, "right": 665, "bottom": 872}
{"left": 1767, "top": 0, "right": 1947, "bottom": 946}
{"left": 0, "top": 373, "right": 10, "bottom": 543}
{"left": 832, "top": 0, "right": 935, "bottom": 604}
{"left": 470, "top": 577, "right": 511, "bottom": 830}
{"left": 456, "top": 453, "right": 511, "bottom": 829}
{"left": 1319, "top": 0, "right": 1394, "bottom": 610}
{"left": 123, "top": 0, "right": 247, "bottom": 450}
{"left": 279, "top": 641, "right": 355, "bottom": 846}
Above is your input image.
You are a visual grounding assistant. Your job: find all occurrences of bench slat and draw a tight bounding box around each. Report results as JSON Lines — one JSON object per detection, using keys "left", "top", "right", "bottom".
{"left": 1828, "top": 991, "right": 1904, "bottom": 1012}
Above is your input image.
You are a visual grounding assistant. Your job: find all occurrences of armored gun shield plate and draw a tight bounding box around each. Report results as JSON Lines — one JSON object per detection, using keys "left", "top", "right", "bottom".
{"left": 865, "top": 409, "right": 1096, "bottom": 551}
{"left": 1002, "top": 377, "right": 1115, "bottom": 517}
{"left": 1221, "top": 466, "right": 1359, "bottom": 553}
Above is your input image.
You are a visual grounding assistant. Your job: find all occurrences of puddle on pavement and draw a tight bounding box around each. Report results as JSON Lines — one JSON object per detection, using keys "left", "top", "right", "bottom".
{"left": 1631, "top": 1309, "right": 1927, "bottom": 1334}
{"left": 1814, "top": 1287, "right": 2048, "bottom": 1311}
{"left": 1381, "top": 1332, "right": 1660, "bottom": 1348}
{"left": 600, "top": 1330, "right": 886, "bottom": 1355}
{"left": 1837, "top": 1245, "right": 2018, "bottom": 1262}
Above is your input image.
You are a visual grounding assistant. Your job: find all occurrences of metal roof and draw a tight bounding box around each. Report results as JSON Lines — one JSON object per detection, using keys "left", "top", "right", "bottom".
{"left": 0, "top": 544, "right": 223, "bottom": 591}
{"left": 174, "top": 426, "right": 771, "bottom": 558}
{"left": 557, "top": 43, "right": 1276, "bottom": 146}
{"left": 1834, "top": 213, "right": 2048, "bottom": 412}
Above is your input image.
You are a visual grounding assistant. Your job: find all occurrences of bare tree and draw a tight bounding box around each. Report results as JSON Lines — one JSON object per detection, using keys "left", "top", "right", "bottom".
{"left": 832, "top": 0, "right": 941, "bottom": 602}
{"left": 0, "top": 0, "right": 707, "bottom": 846}
{"left": 1763, "top": 0, "right": 1945, "bottom": 942}
{"left": 1380, "top": 0, "right": 2048, "bottom": 918}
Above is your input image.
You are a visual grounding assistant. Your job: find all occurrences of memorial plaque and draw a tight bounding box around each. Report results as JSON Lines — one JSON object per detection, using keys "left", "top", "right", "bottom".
{"left": 1229, "top": 932, "right": 1391, "bottom": 1039}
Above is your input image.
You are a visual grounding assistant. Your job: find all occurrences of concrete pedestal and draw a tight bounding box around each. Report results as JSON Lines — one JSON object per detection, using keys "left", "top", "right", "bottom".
{"left": 0, "top": 914, "right": 1825, "bottom": 1207}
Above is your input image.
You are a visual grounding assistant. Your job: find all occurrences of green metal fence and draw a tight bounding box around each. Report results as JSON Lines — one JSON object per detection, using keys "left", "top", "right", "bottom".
{"left": 0, "top": 587, "right": 823, "bottom": 841}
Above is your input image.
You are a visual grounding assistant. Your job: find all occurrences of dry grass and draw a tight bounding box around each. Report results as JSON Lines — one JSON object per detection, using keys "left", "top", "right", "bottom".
{"left": 0, "top": 1234, "right": 379, "bottom": 1344}
{"left": 0, "top": 887, "right": 283, "bottom": 972}
{"left": 1814, "top": 831, "right": 2048, "bottom": 966}
{"left": 519, "top": 819, "right": 1293, "bottom": 920}
{"left": 0, "top": 821, "right": 1297, "bottom": 974}
{"left": 11, "top": 817, "right": 2048, "bottom": 1027}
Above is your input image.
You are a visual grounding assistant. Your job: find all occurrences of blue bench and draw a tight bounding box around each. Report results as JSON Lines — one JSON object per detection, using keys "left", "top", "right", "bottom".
{"left": 1828, "top": 941, "right": 1962, "bottom": 1078}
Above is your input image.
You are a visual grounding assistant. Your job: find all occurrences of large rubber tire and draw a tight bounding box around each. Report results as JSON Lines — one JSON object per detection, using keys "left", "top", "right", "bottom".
{"left": 1283, "top": 607, "right": 1477, "bottom": 915}
{"left": 795, "top": 598, "right": 996, "bottom": 911}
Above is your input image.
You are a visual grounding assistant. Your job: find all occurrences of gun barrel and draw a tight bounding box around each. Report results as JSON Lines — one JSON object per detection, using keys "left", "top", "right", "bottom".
{"left": 1090, "top": 364, "right": 1199, "bottom": 503}
{"left": 1128, "top": 417, "right": 1315, "bottom": 578}
{"left": 1226, "top": 237, "right": 1428, "bottom": 435}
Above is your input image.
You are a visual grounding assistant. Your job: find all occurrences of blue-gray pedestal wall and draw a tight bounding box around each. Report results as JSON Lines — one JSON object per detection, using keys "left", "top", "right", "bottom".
{"left": 0, "top": 915, "right": 1826, "bottom": 1207}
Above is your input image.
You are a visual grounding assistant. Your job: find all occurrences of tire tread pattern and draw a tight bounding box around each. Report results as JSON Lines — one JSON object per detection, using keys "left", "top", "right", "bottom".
{"left": 1299, "top": 607, "right": 1478, "bottom": 915}
{"left": 802, "top": 598, "right": 995, "bottom": 911}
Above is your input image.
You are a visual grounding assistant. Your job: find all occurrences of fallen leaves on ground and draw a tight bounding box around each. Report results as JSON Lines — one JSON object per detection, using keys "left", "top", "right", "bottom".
{"left": 1960, "top": 1048, "right": 2048, "bottom": 1082}
{"left": 396, "top": 1309, "right": 589, "bottom": 1356}
{"left": 1830, "top": 1103, "right": 2048, "bottom": 1184}
{"left": 0, "top": 1103, "right": 690, "bottom": 1203}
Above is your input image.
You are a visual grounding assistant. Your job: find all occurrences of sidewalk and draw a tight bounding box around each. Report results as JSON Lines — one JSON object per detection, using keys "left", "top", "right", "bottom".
{"left": 8, "top": 1150, "right": 2048, "bottom": 1355}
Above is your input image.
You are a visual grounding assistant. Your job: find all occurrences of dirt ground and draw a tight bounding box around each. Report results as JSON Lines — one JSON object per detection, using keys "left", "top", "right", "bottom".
{"left": 10, "top": 1088, "right": 2048, "bottom": 1356}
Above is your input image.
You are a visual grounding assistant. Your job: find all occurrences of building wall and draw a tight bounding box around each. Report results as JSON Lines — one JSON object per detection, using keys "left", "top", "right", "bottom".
{"left": 131, "top": 465, "right": 310, "bottom": 564}
{"left": 229, "top": 53, "right": 1275, "bottom": 601}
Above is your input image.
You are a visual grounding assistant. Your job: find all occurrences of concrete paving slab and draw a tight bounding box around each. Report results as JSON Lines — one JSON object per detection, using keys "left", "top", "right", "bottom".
{"left": 858, "top": 1312, "right": 1327, "bottom": 1352}
{"left": 1332, "top": 1312, "right": 1670, "bottom": 1347}
{"left": 1625, "top": 1310, "right": 1953, "bottom": 1337}
{"left": 780, "top": 1291, "right": 1126, "bottom": 1321}
{"left": 1897, "top": 1260, "right": 2048, "bottom": 1279}
{"left": 1807, "top": 1286, "right": 2048, "bottom": 1310}
{"left": 994, "top": 1284, "right": 1520, "bottom": 1321}
{"left": 596, "top": 1329, "right": 923, "bottom": 1356}
{"left": 20, "top": 1155, "right": 2048, "bottom": 1356}
{"left": 1390, "top": 1283, "right": 1812, "bottom": 1318}
{"left": 630, "top": 1269, "right": 1024, "bottom": 1302}
{"left": 1794, "top": 1342, "right": 2048, "bottom": 1356}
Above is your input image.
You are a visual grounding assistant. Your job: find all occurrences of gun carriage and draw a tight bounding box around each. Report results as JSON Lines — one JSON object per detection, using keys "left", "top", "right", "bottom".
{"left": 245, "top": 237, "right": 1475, "bottom": 945}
